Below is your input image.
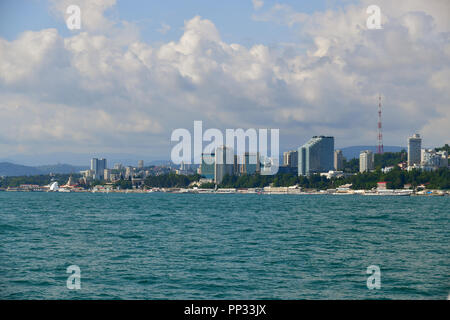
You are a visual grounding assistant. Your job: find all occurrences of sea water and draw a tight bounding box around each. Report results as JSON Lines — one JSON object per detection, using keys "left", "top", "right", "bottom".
{"left": 0, "top": 192, "right": 448, "bottom": 299}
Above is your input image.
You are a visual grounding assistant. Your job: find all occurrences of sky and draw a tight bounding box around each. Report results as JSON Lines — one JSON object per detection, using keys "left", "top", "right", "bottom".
{"left": 0, "top": 0, "right": 449, "bottom": 165}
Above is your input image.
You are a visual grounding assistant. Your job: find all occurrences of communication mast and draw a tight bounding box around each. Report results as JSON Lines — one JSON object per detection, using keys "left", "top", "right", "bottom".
{"left": 377, "top": 94, "right": 384, "bottom": 154}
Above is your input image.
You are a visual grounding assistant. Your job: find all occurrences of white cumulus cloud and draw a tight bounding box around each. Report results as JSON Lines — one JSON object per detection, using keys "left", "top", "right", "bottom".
{"left": 0, "top": 0, "right": 449, "bottom": 160}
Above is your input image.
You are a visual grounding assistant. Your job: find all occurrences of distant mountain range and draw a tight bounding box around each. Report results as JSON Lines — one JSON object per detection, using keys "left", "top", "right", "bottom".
{"left": 0, "top": 152, "right": 167, "bottom": 167}
{"left": 0, "top": 163, "right": 88, "bottom": 177}
{"left": 36, "top": 164, "right": 89, "bottom": 175}
{"left": 339, "top": 146, "right": 405, "bottom": 160}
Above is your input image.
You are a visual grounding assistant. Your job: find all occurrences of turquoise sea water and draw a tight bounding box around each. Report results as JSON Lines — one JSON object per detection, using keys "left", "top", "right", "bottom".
{"left": 0, "top": 192, "right": 448, "bottom": 299}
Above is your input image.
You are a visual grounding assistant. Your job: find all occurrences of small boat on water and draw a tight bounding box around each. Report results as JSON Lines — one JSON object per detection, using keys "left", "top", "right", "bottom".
{"left": 373, "top": 189, "right": 412, "bottom": 196}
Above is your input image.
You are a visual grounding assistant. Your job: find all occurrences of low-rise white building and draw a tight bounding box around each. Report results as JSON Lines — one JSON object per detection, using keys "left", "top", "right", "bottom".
{"left": 320, "top": 170, "right": 345, "bottom": 179}
{"left": 421, "top": 149, "right": 448, "bottom": 168}
{"left": 382, "top": 166, "right": 394, "bottom": 173}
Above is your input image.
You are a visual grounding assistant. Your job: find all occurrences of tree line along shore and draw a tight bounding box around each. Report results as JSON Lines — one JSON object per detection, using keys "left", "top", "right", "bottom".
{"left": 0, "top": 166, "right": 448, "bottom": 191}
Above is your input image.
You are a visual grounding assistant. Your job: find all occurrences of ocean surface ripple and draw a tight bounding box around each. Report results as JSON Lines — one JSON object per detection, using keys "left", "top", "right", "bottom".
{"left": 0, "top": 192, "right": 448, "bottom": 299}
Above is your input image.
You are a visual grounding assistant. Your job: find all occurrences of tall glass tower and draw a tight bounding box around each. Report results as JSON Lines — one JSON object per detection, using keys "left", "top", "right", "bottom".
{"left": 215, "top": 146, "right": 234, "bottom": 184}
{"left": 200, "top": 153, "right": 215, "bottom": 180}
{"left": 91, "top": 158, "right": 107, "bottom": 180}
{"left": 298, "top": 136, "right": 334, "bottom": 176}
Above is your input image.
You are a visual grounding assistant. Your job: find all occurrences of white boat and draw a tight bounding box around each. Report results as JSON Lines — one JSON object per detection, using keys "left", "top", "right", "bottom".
{"left": 47, "top": 181, "right": 59, "bottom": 192}
{"left": 376, "top": 189, "right": 411, "bottom": 196}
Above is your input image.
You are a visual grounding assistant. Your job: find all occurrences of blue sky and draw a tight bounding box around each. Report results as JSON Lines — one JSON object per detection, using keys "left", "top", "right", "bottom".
{"left": 0, "top": 0, "right": 334, "bottom": 43}
{"left": 0, "top": 0, "right": 448, "bottom": 164}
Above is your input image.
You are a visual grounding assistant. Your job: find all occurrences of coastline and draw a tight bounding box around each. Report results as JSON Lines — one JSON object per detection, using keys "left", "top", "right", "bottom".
{"left": 0, "top": 187, "right": 447, "bottom": 196}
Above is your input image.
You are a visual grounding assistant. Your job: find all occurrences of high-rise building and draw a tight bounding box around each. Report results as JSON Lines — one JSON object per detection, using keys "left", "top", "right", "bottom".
{"left": 234, "top": 155, "right": 240, "bottom": 175}
{"left": 91, "top": 158, "right": 107, "bottom": 180}
{"left": 200, "top": 153, "right": 215, "bottom": 180}
{"left": 125, "top": 166, "right": 133, "bottom": 179}
{"left": 334, "top": 150, "right": 344, "bottom": 171}
{"left": 408, "top": 134, "right": 422, "bottom": 167}
{"left": 215, "top": 146, "right": 234, "bottom": 184}
{"left": 298, "top": 136, "right": 334, "bottom": 176}
{"left": 138, "top": 160, "right": 144, "bottom": 169}
{"left": 283, "top": 152, "right": 289, "bottom": 166}
{"left": 283, "top": 150, "right": 298, "bottom": 168}
{"left": 98, "top": 158, "right": 106, "bottom": 179}
{"left": 241, "top": 152, "right": 260, "bottom": 175}
{"left": 359, "top": 150, "right": 374, "bottom": 173}
{"left": 90, "top": 158, "right": 97, "bottom": 171}
{"left": 104, "top": 169, "right": 111, "bottom": 181}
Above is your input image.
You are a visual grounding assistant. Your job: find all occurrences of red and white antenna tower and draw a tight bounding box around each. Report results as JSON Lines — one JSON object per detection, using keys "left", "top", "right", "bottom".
{"left": 377, "top": 94, "right": 384, "bottom": 154}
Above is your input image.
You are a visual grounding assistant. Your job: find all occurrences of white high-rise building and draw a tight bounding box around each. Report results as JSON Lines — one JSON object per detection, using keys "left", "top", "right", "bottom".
{"left": 408, "top": 134, "right": 422, "bottom": 167}
{"left": 104, "top": 169, "right": 111, "bottom": 181}
{"left": 359, "top": 150, "right": 374, "bottom": 173}
{"left": 283, "top": 152, "right": 289, "bottom": 166}
{"left": 125, "top": 166, "right": 133, "bottom": 179}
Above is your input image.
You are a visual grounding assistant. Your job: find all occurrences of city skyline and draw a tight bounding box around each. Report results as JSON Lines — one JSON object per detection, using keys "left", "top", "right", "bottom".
{"left": 0, "top": 1, "right": 449, "bottom": 162}
{"left": 0, "top": 141, "right": 443, "bottom": 167}
{"left": 45, "top": 131, "right": 448, "bottom": 186}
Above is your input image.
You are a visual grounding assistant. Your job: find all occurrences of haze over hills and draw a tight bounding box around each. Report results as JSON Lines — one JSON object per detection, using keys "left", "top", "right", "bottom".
{"left": 36, "top": 164, "right": 89, "bottom": 175}
{"left": 0, "top": 163, "right": 88, "bottom": 177}
{"left": 0, "top": 152, "right": 167, "bottom": 167}
{"left": 0, "top": 160, "right": 170, "bottom": 177}
{"left": 0, "top": 163, "right": 43, "bottom": 177}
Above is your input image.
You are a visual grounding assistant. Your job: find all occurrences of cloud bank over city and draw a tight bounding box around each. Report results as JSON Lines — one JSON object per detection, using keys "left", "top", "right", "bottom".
{"left": 0, "top": 0, "right": 449, "bottom": 162}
